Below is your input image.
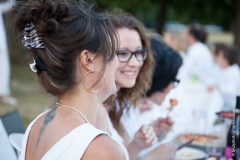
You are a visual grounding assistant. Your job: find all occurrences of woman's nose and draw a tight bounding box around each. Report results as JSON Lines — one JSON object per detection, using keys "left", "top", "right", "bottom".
{"left": 128, "top": 54, "right": 139, "bottom": 66}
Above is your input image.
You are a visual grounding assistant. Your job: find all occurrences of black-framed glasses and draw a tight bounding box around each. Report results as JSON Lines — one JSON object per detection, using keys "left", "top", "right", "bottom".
{"left": 116, "top": 48, "right": 148, "bottom": 63}
{"left": 172, "top": 79, "right": 180, "bottom": 87}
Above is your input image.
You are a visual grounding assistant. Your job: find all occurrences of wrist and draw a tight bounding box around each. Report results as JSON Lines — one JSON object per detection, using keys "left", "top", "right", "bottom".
{"left": 131, "top": 139, "right": 143, "bottom": 150}
{"left": 127, "top": 141, "right": 143, "bottom": 160}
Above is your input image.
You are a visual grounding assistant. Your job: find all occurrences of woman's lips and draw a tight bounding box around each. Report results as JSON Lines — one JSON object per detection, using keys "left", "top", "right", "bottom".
{"left": 121, "top": 71, "right": 136, "bottom": 76}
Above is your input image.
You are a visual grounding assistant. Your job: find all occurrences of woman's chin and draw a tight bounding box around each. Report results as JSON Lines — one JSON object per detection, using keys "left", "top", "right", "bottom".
{"left": 123, "top": 82, "right": 136, "bottom": 89}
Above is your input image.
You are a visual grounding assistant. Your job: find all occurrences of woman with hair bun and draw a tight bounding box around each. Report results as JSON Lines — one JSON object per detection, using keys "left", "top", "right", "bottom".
{"left": 12, "top": 0, "right": 125, "bottom": 159}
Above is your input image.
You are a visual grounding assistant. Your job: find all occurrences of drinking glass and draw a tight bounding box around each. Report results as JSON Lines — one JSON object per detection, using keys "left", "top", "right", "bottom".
{"left": 206, "top": 140, "right": 223, "bottom": 160}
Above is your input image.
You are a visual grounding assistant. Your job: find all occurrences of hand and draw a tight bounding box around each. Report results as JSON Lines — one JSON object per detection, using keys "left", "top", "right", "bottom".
{"left": 152, "top": 117, "right": 174, "bottom": 140}
{"left": 133, "top": 125, "right": 157, "bottom": 149}
{"left": 147, "top": 143, "right": 177, "bottom": 160}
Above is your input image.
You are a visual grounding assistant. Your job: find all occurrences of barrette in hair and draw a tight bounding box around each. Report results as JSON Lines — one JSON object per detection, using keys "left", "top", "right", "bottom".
{"left": 29, "top": 57, "right": 47, "bottom": 73}
{"left": 22, "top": 23, "right": 44, "bottom": 49}
{"left": 29, "top": 58, "right": 38, "bottom": 72}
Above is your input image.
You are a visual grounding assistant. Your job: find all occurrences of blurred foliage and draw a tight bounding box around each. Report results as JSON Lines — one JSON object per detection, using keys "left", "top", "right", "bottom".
{"left": 96, "top": 0, "right": 235, "bottom": 30}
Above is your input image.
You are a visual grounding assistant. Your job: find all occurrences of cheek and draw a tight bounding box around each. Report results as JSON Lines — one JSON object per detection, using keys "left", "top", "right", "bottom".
{"left": 165, "top": 83, "right": 174, "bottom": 93}
{"left": 115, "top": 63, "right": 126, "bottom": 81}
{"left": 137, "top": 62, "right": 144, "bottom": 72}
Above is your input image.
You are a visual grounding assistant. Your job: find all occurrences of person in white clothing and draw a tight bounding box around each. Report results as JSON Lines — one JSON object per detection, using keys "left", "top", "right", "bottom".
{"left": 209, "top": 44, "right": 240, "bottom": 110}
{"left": 12, "top": 0, "right": 125, "bottom": 159}
{"left": 137, "top": 36, "right": 182, "bottom": 139}
{"left": 184, "top": 23, "right": 215, "bottom": 86}
{"left": 0, "top": 0, "right": 18, "bottom": 105}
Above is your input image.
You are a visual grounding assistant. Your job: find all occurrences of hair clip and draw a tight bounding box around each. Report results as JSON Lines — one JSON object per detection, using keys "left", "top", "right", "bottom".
{"left": 22, "top": 23, "right": 44, "bottom": 49}
{"left": 29, "top": 58, "right": 38, "bottom": 72}
{"left": 29, "top": 57, "right": 47, "bottom": 73}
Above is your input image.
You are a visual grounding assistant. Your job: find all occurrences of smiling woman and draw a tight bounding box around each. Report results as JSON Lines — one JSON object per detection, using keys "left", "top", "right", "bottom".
{"left": 107, "top": 14, "right": 155, "bottom": 135}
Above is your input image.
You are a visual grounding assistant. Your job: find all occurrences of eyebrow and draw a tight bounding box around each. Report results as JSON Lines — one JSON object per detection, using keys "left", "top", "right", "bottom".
{"left": 119, "top": 46, "right": 143, "bottom": 51}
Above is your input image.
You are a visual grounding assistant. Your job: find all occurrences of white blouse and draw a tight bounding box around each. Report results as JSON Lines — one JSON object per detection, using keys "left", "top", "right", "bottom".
{"left": 106, "top": 113, "right": 130, "bottom": 160}
{"left": 184, "top": 42, "right": 215, "bottom": 85}
{"left": 214, "top": 64, "right": 240, "bottom": 110}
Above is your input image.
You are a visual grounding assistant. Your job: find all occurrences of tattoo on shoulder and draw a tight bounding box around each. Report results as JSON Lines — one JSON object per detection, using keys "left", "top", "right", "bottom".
{"left": 35, "top": 105, "right": 58, "bottom": 150}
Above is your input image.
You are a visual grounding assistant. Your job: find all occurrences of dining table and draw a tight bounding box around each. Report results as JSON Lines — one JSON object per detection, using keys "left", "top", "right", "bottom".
{"left": 138, "top": 81, "right": 227, "bottom": 159}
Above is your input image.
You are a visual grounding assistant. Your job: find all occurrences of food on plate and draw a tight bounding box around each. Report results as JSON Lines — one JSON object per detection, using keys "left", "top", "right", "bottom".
{"left": 177, "top": 133, "right": 218, "bottom": 144}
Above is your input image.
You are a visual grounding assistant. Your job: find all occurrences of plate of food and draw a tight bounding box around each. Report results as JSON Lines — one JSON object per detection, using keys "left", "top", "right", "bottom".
{"left": 177, "top": 133, "right": 218, "bottom": 146}
{"left": 174, "top": 147, "right": 207, "bottom": 160}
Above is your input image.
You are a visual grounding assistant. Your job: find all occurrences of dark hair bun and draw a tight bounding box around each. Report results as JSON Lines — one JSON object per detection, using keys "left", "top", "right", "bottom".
{"left": 12, "top": 0, "right": 70, "bottom": 37}
{"left": 12, "top": 0, "right": 118, "bottom": 96}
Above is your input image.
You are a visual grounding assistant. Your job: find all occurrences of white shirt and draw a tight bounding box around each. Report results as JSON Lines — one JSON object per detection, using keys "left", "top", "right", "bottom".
{"left": 184, "top": 42, "right": 215, "bottom": 85}
{"left": 121, "top": 107, "right": 142, "bottom": 143}
{"left": 214, "top": 64, "right": 240, "bottom": 110}
{"left": 106, "top": 113, "right": 130, "bottom": 160}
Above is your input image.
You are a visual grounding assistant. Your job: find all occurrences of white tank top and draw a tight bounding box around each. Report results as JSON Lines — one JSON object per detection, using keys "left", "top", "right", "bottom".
{"left": 19, "top": 110, "right": 108, "bottom": 160}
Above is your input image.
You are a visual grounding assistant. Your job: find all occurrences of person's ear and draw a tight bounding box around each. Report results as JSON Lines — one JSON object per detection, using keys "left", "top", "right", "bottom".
{"left": 79, "top": 50, "right": 95, "bottom": 71}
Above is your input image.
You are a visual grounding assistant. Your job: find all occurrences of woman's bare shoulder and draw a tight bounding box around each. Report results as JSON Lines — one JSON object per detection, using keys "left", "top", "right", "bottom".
{"left": 82, "top": 134, "right": 126, "bottom": 160}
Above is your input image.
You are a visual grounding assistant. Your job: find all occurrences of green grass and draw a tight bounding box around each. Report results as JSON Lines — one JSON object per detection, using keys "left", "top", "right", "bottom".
{"left": 0, "top": 63, "right": 54, "bottom": 128}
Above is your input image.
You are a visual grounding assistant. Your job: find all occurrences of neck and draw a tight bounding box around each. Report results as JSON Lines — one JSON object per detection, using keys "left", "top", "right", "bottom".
{"left": 116, "top": 84, "right": 121, "bottom": 92}
{"left": 59, "top": 85, "right": 99, "bottom": 125}
{"left": 189, "top": 38, "right": 198, "bottom": 46}
{"left": 149, "top": 92, "right": 165, "bottom": 106}
{"left": 221, "top": 64, "right": 230, "bottom": 69}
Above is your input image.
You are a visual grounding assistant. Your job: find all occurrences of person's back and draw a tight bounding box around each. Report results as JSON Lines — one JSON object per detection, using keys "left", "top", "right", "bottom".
{"left": 184, "top": 23, "right": 214, "bottom": 85}
{"left": 187, "top": 42, "right": 214, "bottom": 83}
{"left": 12, "top": 0, "right": 125, "bottom": 159}
{"left": 20, "top": 109, "right": 125, "bottom": 160}
{"left": 212, "top": 45, "right": 240, "bottom": 110}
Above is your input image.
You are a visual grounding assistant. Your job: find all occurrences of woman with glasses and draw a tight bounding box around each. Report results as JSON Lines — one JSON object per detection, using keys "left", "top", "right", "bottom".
{"left": 96, "top": 14, "right": 177, "bottom": 160}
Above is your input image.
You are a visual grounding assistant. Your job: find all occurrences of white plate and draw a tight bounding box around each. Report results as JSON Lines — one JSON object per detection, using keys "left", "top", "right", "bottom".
{"left": 174, "top": 147, "right": 207, "bottom": 160}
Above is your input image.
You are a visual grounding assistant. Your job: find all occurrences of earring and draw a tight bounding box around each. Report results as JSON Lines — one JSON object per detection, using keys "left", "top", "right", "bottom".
{"left": 83, "top": 70, "right": 106, "bottom": 93}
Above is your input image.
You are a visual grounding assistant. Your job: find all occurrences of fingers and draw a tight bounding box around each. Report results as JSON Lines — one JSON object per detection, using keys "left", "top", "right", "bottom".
{"left": 147, "top": 131, "right": 158, "bottom": 144}
{"left": 138, "top": 125, "right": 157, "bottom": 145}
{"left": 154, "top": 117, "right": 174, "bottom": 137}
{"left": 166, "top": 117, "right": 174, "bottom": 126}
{"left": 140, "top": 125, "right": 153, "bottom": 139}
